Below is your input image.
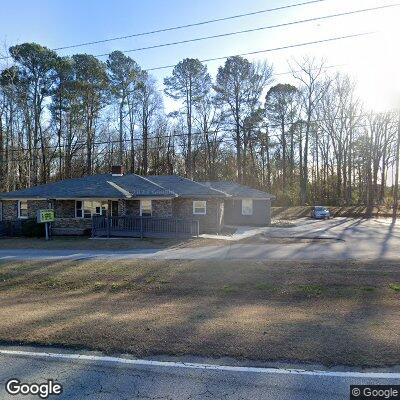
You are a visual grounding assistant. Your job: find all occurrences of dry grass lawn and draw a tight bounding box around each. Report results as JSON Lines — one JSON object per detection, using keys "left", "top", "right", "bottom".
{"left": 0, "top": 258, "right": 399, "bottom": 367}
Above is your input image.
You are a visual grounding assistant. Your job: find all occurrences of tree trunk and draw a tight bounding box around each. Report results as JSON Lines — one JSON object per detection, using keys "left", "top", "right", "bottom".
{"left": 186, "top": 84, "right": 193, "bottom": 180}
{"left": 119, "top": 100, "right": 124, "bottom": 165}
{"left": 392, "top": 113, "right": 400, "bottom": 222}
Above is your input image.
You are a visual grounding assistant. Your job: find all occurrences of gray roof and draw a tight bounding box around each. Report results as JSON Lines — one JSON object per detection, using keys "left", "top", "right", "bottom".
{"left": 203, "top": 181, "right": 275, "bottom": 199}
{"left": 0, "top": 173, "right": 273, "bottom": 200}
{"left": 111, "top": 175, "right": 175, "bottom": 197}
{"left": 147, "top": 175, "right": 227, "bottom": 198}
{"left": 0, "top": 174, "right": 175, "bottom": 199}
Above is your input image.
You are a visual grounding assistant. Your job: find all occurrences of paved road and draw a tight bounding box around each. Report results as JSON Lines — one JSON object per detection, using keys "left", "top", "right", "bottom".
{"left": 0, "top": 218, "right": 399, "bottom": 261}
{"left": 0, "top": 347, "right": 399, "bottom": 400}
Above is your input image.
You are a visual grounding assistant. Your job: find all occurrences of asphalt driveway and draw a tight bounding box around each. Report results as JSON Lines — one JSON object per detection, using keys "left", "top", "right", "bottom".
{"left": 266, "top": 217, "right": 400, "bottom": 241}
{"left": 0, "top": 218, "right": 399, "bottom": 261}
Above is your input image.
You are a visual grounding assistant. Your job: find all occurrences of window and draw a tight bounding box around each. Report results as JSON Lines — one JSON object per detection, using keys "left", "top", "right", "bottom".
{"left": 193, "top": 200, "right": 206, "bottom": 215}
{"left": 75, "top": 200, "right": 108, "bottom": 219}
{"left": 242, "top": 199, "right": 253, "bottom": 216}
{"left": 140, "top": 200, "right": 152, "bottom": 217}
{"left": 76, "top": 201, "right": 83, "bottom": 218}
{"left": 18, "top": 200, "right": 28, "bottom": 219}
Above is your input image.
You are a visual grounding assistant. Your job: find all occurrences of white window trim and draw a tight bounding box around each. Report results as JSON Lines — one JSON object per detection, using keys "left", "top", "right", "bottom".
{"left": 241, "top": 198, "right": 253, "bottom": 216}
{"left": 140, "top": 199, "right": 152, "bottom": 216}
{"left": 18, "top": 200, "right": 28, "bottom": 219}
{"left": 193, "top": 200, "right": 207, "bottom": 215}
{"left": 75, "top": 200, "right": 108, "bottom": 219}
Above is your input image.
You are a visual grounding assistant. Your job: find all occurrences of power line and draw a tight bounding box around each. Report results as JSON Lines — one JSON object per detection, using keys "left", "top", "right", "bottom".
{"left": 0, "top": 0, "right": 326, "bottom": 61}
{"left": 144, "top": 31, "right": 376, "bottom": 71}
{"left": 54, "top": 0, "right": 327, "bottom": 51}
{"left": 95, "top": 4, "right": 399, "bottom": 58}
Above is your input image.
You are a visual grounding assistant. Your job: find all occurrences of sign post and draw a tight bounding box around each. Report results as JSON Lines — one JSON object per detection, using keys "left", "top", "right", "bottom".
{"left": 36, "top": 209, "right": 55, "bottom": 241}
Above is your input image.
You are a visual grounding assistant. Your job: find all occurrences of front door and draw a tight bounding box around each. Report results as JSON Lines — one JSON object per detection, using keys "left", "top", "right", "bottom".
{"left": 111, "top": 201, "right": 119, "bottom": 217}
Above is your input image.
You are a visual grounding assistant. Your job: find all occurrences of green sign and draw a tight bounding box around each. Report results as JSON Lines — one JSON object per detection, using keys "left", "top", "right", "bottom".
{"left": 36, "top": 209, "right": 55, "bottom": 223}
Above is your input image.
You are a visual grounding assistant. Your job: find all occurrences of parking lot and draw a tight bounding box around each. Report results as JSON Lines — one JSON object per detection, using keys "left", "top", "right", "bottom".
{"left": 268, "top": 216, "right": 400, "bottom": 240}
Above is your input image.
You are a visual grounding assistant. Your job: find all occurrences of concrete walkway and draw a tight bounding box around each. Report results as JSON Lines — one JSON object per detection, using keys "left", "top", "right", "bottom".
{"left": 200, "top": 225, "right": 270, "bottom": 241}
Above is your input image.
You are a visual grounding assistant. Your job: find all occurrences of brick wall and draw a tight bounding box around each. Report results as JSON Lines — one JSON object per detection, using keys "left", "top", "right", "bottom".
{"left": 2, "top": 197, "right": 224, "bottom": 235}
{"left": 122, "top": 199, "right": 173, "bottom": 217}
{"left": 52, "top": 218, "right": 92, "bottom": 236}
{"left": 27, "top": 200, "right": 51, "bottom": 218}
{"left": 153, "top": 200, "right": 173, "bottom": 217}
{"left": 172, "top": 198, "right": 224, "bottom": 233}
{"left": 1, "top": 200, "right": 50, "bottom": 220}
{"left": 54, "top": 200, "right": 75, "bottom": 218}
{"left": 118, "top": 199, "right": 126, "bottom": 216}
{"left": 1, "top": 200, "right": 18, "bottom": 220}
{"left": 125, "top": 200, "right": 140, "bottom": 216}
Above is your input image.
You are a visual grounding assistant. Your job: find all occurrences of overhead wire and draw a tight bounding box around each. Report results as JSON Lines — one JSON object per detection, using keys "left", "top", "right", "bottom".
{"left": 94, "top": 4, "right": 398, "bottom": 58}
{"left": 47, "top": 1, "right": 330, "bottom": 52}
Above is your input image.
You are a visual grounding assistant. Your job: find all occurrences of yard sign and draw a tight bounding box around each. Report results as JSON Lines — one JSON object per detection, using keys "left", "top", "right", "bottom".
{"left": 36, "top": 209, "right": 55, "bottom": 223}
{"left": 36, "top": 209, "right": 55, "bottom": 240}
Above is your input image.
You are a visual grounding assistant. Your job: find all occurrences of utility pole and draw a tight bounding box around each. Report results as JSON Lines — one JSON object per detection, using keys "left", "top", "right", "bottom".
{"left": 392, "top": 111, "right": 400, "bottom": 223}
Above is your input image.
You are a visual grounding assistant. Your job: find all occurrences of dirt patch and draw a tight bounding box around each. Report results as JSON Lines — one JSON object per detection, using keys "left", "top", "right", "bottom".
{"left": 0, "top": 259, "right": 398, "bottom": 367}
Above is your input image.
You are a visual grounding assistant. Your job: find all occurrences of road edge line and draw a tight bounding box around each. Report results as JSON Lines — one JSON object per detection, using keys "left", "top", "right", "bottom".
{"left": 0, "top": 349, "right": 399, "bottom": 379}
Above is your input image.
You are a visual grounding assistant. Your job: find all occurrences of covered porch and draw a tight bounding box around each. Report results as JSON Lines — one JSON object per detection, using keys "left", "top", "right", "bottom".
{"left": 92, "top": 215, "right": 200, "bottom": 238}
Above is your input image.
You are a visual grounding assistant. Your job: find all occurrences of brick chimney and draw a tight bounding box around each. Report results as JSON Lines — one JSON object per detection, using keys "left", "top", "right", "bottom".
{"left": 111, "top": 165, "right": 125, "bottom": 176}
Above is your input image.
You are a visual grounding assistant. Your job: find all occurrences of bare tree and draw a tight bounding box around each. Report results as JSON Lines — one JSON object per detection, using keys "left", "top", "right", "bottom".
{"left": 291, "top": 57, "right": 329, "bottom": 204}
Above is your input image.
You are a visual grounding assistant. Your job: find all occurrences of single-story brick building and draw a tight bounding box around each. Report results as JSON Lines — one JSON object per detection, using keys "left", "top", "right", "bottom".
{"left": 0, "top": 168, "right": 275, "bottom": 236}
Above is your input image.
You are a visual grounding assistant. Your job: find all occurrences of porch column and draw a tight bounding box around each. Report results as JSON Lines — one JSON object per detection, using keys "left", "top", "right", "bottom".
{"left": 118, "top": 199, "right": 127, "bottom": 216}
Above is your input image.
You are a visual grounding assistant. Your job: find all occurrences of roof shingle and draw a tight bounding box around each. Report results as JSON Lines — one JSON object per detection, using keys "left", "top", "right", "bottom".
{"left": 0, "top": 174, "right": 174, "bottom": 199}
{"left": 146, "top": 175, "right": 227, "bottom": 198}
{"left": 0, "top": 174, "right": 274, "bottom": 200}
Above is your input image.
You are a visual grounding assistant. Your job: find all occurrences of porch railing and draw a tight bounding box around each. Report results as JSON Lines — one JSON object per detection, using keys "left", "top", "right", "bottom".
{"left": 92, "top": 215, "right": 200, "bottom": 238}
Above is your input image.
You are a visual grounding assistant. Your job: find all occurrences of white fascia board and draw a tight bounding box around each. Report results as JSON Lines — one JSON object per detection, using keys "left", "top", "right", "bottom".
{"left": 195, "top": 183, "right": 231, "bottom": 197}
{"left": 231, "top": 197, "right": 275, "bottom": 201}
{"left": 135, "top": 174, "right": 178, "bottom": 197}
{"left": 132, "top": 197, "right": 175, "bottom": 200}
{"left": 107, "top": 181, "right": 132, "bottom": 198}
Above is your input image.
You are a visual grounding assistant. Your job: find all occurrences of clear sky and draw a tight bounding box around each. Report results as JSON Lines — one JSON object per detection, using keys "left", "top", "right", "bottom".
{"left": 1, "top": 0, "right": 399, "bottom": 112}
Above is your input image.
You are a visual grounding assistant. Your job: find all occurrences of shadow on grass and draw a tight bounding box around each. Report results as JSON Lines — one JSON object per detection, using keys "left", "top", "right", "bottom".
{"left": 0, "top": 259, "right": 398, "bottom": 367}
